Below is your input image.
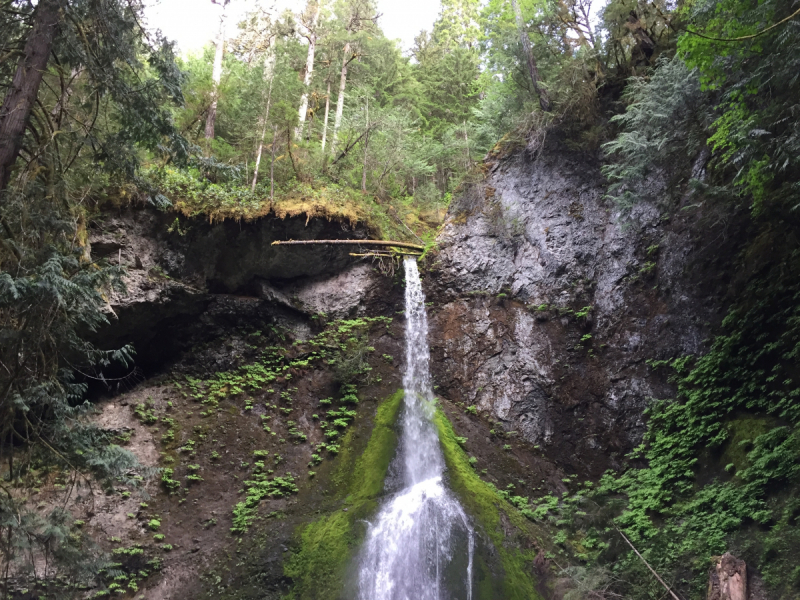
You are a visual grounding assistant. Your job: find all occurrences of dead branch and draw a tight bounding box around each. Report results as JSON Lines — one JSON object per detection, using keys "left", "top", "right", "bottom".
{"left": 271, "top": 239, "right": 424, "bottom": 251}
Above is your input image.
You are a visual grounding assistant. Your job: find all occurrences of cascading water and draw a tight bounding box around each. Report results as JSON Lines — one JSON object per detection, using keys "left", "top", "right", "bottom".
{"left": 358, "top": 257, "right": 474, "bottom": 600}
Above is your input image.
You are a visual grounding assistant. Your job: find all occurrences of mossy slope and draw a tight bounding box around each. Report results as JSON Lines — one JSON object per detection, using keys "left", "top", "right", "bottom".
{"left": 283, "top": 389, "right": 404, "bottom": 600}
{"left": 283, "top": 394, "right": 547, "bottom": 600}
{"left": 434, "top": 408, "right": 546, "bottom": 600}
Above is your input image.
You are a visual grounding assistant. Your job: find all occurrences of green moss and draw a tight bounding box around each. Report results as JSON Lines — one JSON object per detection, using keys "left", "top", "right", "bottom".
{"left": 153, "top": 168, "right": 419, "bottom": 241}
{"left": 285, "top": 397, "right": 545, "bottom": 600}
{"left": 283, "top": 390, "right": 404, "bottom": 600}
{"left": 721, "top": 415, "right": 776, "bottom": 472}
{"left": 433, "top": 408, "right": 544, "bottom": 600}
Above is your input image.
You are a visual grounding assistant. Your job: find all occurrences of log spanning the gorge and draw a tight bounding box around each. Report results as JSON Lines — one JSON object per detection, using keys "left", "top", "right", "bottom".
{"left": 270, "top": 239, "right": 424, "bottom": 252}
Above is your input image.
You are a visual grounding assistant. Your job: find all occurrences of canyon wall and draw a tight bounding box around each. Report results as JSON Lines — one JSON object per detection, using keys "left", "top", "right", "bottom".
{"left": 426, "top": 134, "right": 740, "bottom": 477}
{"left": 74, "top": 137, "right": 746, "bottom": 597}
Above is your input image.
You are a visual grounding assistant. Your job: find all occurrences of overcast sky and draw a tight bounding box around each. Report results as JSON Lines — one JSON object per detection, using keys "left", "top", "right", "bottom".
{"left": 142, "top": 0, "right": 441, "bottom": 55}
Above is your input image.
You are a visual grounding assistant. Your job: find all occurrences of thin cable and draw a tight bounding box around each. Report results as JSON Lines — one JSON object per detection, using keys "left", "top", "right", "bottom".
{"left": 685, "top": 6, "right": 800, "bottom": 42}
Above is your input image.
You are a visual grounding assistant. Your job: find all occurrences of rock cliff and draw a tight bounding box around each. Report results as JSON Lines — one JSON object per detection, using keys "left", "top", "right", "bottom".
{"left": 426, "top": 133, "right": 741, "bottom": 477}
{"left": 88, "top": 207, "right": 392, "bottom": 375}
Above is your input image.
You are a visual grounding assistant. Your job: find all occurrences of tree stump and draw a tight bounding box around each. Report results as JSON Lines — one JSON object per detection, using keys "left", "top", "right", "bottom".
{"left": 708, "top": 553, "right": 748, "bottom": 600}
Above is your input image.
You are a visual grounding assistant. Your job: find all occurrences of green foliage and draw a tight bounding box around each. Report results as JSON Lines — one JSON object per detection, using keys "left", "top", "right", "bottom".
{"left": 603, "top": 56, "right": 712, "bottom": 210}
{"left": 586, "top": 262, "right": 800, "bottom": 599}
{"left": 0, "top": 0, "right": 188, "bottom": 587}
{"left": 676, "top": 0, "right": 800, "bottom": 213}
{"left": 604, "top": 0, "right": 800, "bottom": 219}
{"left": 161, "top": 468, "right": 181, "bottom": 494}
{"left": 154, "top": 167, "right": 408, "bottom": 240}
{"left": 134, "top": 403, "right": 159, "bottom": 425}
{"left": 231, "top": 474, "right": 299, "bottom": 534}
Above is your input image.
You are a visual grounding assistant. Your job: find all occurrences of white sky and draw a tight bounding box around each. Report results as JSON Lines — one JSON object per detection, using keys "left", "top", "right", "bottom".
{"left": 142, "top": 0, "right": 441, "bottom": 55}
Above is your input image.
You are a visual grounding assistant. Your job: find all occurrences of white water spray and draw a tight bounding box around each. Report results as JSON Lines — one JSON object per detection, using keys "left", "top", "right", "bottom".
{"left": 358, "top": 258, "right": 474, "bottom": 600}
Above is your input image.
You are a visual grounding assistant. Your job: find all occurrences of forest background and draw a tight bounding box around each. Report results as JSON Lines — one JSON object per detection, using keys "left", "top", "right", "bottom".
{"left": 1, "top": 0, "right": 800, "bottom": 597}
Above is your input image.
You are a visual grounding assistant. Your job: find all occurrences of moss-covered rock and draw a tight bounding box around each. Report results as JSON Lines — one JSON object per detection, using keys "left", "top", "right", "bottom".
{"left": 434, "top": 407, "right": 546, "bottom": 600}
{"left": 283, "top": 389, "right": 404, "bottom": 599}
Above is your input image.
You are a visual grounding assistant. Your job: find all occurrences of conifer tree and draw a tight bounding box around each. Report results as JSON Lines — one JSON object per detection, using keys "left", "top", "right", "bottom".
{"left": 0, "top": 0, "right": 187, "bottom": 588}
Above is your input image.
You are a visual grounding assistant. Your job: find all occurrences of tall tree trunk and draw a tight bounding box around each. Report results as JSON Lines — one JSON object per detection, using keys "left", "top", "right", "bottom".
{"left": 205, "top": 3, "right": 228, "bottom": 140}
{"left": 510, "top": 0, "right": 550, "bottom": 112}
{"left": 321, "top": 78, "right": 331, "bottom": 154}
{"left": 463, "top": 120, "right": 471, "bottom": 170}
{"left": 296, "top": 1, "right": 321, "bottom": 139}
{"left": 330, "top": 41, "right": 351, "bottom": 156}
{"left": 361, "top": 96, "right": 369, "bottom": 193}
{"left": 0, "top": 0, "right": 61, "bottom": 196}
{"left": 251, "top": 52, "right": 276, "bottom": 191}
{"left": 270, "top": 124, "right": 277, "bottom": 202}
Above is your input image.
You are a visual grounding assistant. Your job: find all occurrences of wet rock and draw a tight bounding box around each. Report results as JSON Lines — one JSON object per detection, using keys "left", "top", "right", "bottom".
{"left": 427, "top": 133, "right": 741, "bottom": 476}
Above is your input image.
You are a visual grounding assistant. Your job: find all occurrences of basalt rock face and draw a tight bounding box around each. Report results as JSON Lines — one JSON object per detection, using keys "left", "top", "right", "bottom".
{"left": 426, "top": 135, "right": 741, "bottom": 477}
{"left": 88, "top": 208, "right": 387, "bottom": 374}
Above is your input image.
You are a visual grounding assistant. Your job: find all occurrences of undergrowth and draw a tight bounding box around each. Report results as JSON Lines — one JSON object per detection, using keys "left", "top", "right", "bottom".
{"left": 163, "top": 317, "right": 392, "bottom": 534}
{"left": 148, "top": 167, "right": 421, "bottom": 242}
{"left": 519, "top": 256, "right": 800, "bottom": 599}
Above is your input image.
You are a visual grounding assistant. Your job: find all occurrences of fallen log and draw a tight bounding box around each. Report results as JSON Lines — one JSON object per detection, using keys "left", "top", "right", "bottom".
{"left": 271, "top": 239, "right": 425, "bottom": 251}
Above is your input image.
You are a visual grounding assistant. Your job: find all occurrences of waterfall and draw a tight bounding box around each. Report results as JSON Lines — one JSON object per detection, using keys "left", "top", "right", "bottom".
{"left": 358, "top": 257, "right": 474, "bottom": 600}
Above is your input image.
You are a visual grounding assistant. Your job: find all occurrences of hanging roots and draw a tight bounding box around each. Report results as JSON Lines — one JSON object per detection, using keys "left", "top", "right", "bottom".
{"left": 348, "top": 250, "right": 420, "bottom": 276}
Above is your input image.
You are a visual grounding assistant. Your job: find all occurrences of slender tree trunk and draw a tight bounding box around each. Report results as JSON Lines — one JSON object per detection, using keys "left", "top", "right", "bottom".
{"left": 578, "top": 3, "right": 596, "bottom": 47}
{"left": 296, "top": 1, "right": 321, "bottom": 139}
{"left": 510, "top": 0, "right": 550, "bottom": 112}
{"left": 251, "top": 53, "right": 276, "bottom": 191}
{"left": 2, "top": 525, "right": 12, "bottom": 600}
{"left": 330, "top": 41, "right": 351, "bottom": 156}
{"left": 286, "top": 126, "right": 301, "bottom": 180}
{"left": 361, "top": 96, "right": 369, "bottom": 192}
{"left": 205, "top": 4, "right": 227, "bottom": 140}
{"left": 270, "top": 124, "right": 277, "bottom": 202}
{"left": 463, "top": 120, "right": 471, "bottom": 169}
{"left": 3, "top": 430, "right": 12, "bottom": 487}
{"left": 0, "top": 0, "right": 61, "bottom": 196}
{"left": 321, "top": 78, "right": 331, "bottom": 154}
